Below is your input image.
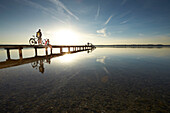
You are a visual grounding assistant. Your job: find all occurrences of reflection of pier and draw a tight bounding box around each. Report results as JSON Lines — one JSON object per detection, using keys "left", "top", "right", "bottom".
{"left": 0, "top": 45, "right": 96, "bottom": 69}
{"left": 0, "top": 50, "right": 94, "bottom": 70}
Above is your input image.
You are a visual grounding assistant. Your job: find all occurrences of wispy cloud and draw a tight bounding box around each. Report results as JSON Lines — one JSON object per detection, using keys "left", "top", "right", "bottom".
{"left": 105, "top": 15, "right": 113, "bottom": 25}
{"left": 103, "top": 67, "right": 110, "bottom": 74}
{"left": 121, "top": 0, "right": 128, "bottom": 5}
{"left": 118, "top": 10, "right": 131, "bottom": 19}
{"left": 139, "top": 33, "right": 144, "bottom": 36}
{"left": 95, "top": 4, "right": 100, "bottom": 20}
{"left": 97, "top": 28, "right": 107, "bottom": 37}
{"left": 22, "top": 0, "right": 47, "bottom": 11}
{"left": 20, "top": 0, "right": 66, "bottom": 23}
{"left": 120, "top": 20, "right": 129, "bottom": 24}
{"left": 18, "top": 0, "right": 79, "bottom": 23}
{"left": 0, "top": 4, "right": 6, "bottom": 9}
{"left": 49, "top": 0, "right": 79, "bottom": 20}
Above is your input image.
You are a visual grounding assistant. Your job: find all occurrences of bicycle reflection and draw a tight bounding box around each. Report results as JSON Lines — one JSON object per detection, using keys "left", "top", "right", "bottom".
{"left": 31, "top": 57, "right": 51, "bottom": 74}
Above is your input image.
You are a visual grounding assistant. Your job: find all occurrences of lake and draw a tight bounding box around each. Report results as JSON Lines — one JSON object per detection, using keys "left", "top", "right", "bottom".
{"left": 0, "top": 47, "right": 170, "bottom": 113}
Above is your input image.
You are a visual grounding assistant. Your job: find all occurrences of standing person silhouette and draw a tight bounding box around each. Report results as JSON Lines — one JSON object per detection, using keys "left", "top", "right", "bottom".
{"left": 39, "top": 60, "right": 44, "bottom": 73}
{"left": 36, "top": 29, "right": 42, "bottom": 45}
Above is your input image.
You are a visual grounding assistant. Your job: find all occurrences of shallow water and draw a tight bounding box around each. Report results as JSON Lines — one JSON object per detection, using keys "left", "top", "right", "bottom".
{"left": 0, "top": 48, "right": 170, "bottom": 113}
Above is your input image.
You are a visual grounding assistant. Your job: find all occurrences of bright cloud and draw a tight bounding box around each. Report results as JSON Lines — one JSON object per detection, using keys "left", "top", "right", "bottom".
{"left": 97, "top": 28, "right": 107, "bottom": 37}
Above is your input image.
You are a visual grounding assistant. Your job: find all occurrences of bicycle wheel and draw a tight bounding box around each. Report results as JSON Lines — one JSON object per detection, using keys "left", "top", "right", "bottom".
{"left": 29, "top": 38, "right": 35, "bottom": 45}
{"left": 31, "top": 61, "right": 38, "bottom": 68}
{"left": 42, "top": 39, "right": 46, "bottom": 45}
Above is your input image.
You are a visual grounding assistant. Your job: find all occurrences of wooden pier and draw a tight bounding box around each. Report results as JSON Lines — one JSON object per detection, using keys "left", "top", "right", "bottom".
{"left": 0, "top": 44, "right": 95, "bottom": 61}
{"left": 0, "top": 44, "right": 96, "bottom": 69}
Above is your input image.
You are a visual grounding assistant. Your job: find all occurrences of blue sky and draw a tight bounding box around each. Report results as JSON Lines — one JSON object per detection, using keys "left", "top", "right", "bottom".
{"left": 0, "top": 0, "right": 170, "bottom": 45}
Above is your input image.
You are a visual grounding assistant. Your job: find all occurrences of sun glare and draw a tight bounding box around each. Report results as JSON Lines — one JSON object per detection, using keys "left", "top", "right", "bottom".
{"left": 58, "top": 54, "right": 77, "bottom": 63}
{"left": 53, "top": 29, "right": 80, "bottom": 45}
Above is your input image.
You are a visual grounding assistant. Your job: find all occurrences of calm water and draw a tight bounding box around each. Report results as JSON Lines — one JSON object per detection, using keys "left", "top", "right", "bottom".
{"left": 0, "top": 47, "right": 170, "bottom": 113}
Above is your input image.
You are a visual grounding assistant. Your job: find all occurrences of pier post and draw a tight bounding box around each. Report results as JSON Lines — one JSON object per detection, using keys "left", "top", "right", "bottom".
{"left": 60, "top": 47, "right": 62, "bottom": 53}
{"left": 19, "top": 48, "right": 23, "bottom": 60}
{"left": 50, "top": 48, "right": 52, "bottom": 55}
{"left": 68, "top": 47, "right": 70, "bottom": 53}
{"left": 45, "top": 47, "right": 48, "bottom": 55}
{"left": 35, "top": 48, "right": 37, "bottom": 56}
{"left": 6, "top": 49, "right": 11, "bottom": 60}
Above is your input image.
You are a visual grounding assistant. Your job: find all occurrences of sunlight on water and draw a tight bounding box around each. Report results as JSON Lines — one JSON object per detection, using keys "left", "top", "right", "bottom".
{"left": 52, "top": 52, "right": 93, "bottom": 64}
{"left": 56, "top": 53, "right": 79, "bottom": 63}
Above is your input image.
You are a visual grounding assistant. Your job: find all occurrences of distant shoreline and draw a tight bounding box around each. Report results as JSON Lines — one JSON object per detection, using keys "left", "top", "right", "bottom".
{"left": 95, "top": 44, "right": 170, "bottom": 48}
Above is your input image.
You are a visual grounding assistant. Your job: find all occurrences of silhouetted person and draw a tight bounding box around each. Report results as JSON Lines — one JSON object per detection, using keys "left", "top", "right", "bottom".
{"left": 87, "top": 42, "right": 90, "bottom": 46}
{"left": 39, "top": 60, "right": 44, "bottom": 73}
{"left": 36, "top": 29, "right": 42, "bottom": 45}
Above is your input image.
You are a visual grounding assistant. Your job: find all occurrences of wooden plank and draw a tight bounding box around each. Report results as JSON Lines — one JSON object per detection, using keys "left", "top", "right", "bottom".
{"left": 0, "top": 45, "right": 93, "bottom": 49}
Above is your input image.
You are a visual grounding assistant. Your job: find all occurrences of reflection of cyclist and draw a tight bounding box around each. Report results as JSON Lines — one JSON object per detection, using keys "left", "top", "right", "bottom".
{"left": 36, "top": 29, "right": 42, "bottom": 45}
{"left": 46, "top": 57, "right": 51, "bottom": 64}
{"left": 39, "top": 60, "right": 44, "bottom": 73}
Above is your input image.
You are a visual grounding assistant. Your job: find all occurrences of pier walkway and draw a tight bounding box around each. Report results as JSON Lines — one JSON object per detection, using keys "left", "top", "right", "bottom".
{"left": 0, "top": 44, "right": 95, "bottom": 61}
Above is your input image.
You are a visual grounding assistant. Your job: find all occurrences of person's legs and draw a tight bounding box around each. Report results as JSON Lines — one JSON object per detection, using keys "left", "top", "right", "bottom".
{"left": 40, "top": 38, "right": 42, "bottom": 44}
{"left": 38, "top": 37, "right": 40, "bottom": 44}
{"left": 38, "top": 38, "right": 42, "bottom": 45}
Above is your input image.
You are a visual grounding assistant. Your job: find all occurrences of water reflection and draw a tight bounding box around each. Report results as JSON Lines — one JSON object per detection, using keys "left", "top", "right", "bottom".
{"left": 31, "top": 59, "right": 50, "bottom": 74}
{"left": 0, "top": 47, "right": 169, "bottom": 112}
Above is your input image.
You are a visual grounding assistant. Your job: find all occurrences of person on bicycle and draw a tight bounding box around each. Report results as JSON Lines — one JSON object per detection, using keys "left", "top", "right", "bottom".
{"left": 36, "top": 29, "right": 42, "bottom": 44}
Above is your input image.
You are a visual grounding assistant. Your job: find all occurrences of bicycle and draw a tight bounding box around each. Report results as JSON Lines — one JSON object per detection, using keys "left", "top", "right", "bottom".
{"left": 29, "top": 35, "right": 46, "bottom": 45}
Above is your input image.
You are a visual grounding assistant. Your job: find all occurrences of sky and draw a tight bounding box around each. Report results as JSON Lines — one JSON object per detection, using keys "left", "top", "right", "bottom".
{"left": 0, "top": 0, "right": 170, "bottom": 45}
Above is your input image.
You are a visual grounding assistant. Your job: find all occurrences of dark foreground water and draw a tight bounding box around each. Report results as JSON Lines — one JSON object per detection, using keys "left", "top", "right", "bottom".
{"left": 0, "top": 48, "right": 170, "bottom": 113}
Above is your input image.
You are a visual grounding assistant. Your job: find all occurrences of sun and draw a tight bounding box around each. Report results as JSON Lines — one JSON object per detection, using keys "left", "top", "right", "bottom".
{"left": 53, "top": 29, "right": 80, "bottom": 45}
